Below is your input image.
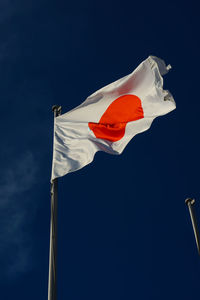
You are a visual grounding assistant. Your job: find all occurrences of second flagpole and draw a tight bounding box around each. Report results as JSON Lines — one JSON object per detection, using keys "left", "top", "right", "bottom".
{"left": 48, "top": 105, "right": 62, "bottom": 300}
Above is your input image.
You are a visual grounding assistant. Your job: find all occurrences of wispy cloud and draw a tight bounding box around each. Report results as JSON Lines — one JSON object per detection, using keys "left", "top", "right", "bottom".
{"left": 0, "top": 152, "right": 38, "bottom": 278}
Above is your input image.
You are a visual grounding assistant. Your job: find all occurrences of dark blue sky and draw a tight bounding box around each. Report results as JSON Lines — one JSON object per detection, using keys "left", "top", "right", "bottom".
{"left": 1, "top": 0, "right": 200, "bottom": 299}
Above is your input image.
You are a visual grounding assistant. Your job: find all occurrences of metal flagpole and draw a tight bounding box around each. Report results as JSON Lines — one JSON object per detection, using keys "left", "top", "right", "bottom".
{"left": 185, "top": 198, "right": 200, "bottom": 255}
{"left": 48, "top": 105, "right": 62, "bottom": 300}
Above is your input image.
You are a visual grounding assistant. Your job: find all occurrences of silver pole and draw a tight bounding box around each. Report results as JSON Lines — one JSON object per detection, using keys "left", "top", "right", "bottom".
{"left": 185, "top": 198, "right": 200, "bottom": 255}
{"left": 48, "top": 105, "right": 62, "bottom": 300}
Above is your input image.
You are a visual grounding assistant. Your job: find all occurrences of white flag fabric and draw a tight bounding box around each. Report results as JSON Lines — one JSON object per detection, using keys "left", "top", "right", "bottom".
{"left": 51, "top": 56, "right": 175, "bottom": 180}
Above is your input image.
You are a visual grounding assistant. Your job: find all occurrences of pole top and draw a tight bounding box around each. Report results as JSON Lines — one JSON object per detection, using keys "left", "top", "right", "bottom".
{"left": 52, "top": 105, "right": 62, "bottom": 113}
{"left": 185, "top": 198, "right": 195, "bottom": 206}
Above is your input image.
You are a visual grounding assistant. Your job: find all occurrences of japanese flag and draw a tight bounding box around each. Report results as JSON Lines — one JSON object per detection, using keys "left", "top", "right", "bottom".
{"left": 51, "top": 56, "right": 175, "bottom": 180}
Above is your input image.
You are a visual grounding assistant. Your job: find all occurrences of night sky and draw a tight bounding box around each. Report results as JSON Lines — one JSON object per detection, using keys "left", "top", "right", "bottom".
{"left": 1, "top": 0, "right": 200, "bottom": 299}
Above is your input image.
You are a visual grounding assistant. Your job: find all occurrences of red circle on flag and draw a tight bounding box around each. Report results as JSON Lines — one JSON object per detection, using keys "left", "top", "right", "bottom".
{"left": 88, "top": 94, "right": 144, "bottom": 142}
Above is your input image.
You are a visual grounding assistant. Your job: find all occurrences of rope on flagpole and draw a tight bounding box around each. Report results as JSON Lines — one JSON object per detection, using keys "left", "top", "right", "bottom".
{"left": 48, "top": 105, "right": 61, "bottom": 300}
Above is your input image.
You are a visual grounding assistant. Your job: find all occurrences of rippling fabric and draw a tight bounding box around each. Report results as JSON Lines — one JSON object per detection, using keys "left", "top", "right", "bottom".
{"left": 51, "top": 56, "right": 176, "bottom": 181}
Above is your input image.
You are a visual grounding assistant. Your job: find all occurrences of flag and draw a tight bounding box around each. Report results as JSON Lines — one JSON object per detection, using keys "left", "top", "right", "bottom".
{"left": 51, "top": 56, "right": 175, "bottom": 180}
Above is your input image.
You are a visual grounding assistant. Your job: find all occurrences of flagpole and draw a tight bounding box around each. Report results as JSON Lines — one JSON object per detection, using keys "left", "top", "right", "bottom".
{"left": 48, "top": 105, "right": 61, "bottom": 300}
{"left": 185, "top": 198, "right": 200, "bottom": 255}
